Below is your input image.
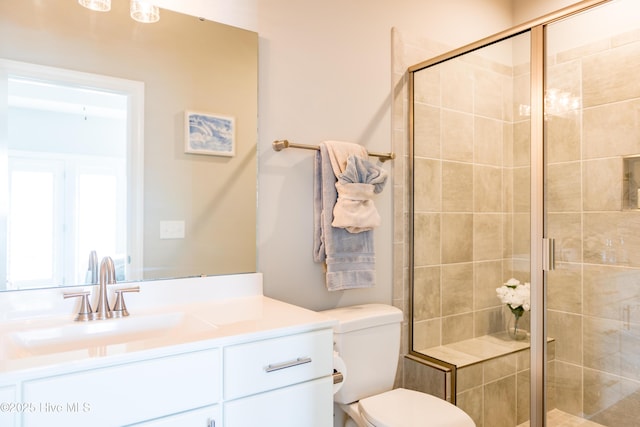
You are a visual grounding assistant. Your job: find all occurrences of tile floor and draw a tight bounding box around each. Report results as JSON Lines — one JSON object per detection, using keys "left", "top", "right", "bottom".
{"left": 517, "top": 409, "right": 606, "bottom": 427}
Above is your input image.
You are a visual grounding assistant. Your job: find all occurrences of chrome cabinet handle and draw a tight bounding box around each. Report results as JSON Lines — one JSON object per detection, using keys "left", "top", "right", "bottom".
{"left": 264, "top": 356, "right": 312, "bottom": 373}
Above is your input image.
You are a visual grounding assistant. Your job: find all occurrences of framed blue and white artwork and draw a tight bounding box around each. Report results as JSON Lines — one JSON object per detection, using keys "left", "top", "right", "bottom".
{"left": 185, "top": 110, "right": 236, "bottom": 157}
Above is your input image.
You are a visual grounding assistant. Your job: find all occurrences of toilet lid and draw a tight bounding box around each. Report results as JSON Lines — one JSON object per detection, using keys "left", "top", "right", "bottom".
{"left": 358, "top": 388, "right": 475, "bottom": 427}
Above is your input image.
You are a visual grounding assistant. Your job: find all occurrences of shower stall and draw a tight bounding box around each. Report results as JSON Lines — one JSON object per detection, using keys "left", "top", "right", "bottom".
{"left": 407, "top": 0, "right": 640, "bottom": 426}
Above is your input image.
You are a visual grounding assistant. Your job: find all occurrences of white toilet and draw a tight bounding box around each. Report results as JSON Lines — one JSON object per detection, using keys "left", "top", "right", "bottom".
{"left": 321, "top": 304, "right": 476, "bottom": 427}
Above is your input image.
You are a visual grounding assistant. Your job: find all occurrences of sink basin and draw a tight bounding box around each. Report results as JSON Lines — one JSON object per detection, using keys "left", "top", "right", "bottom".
{"left": 10, "top": 312, "right": 199, "bottom": 352}
{"left": 11, "top": 312, "right": 182, "bottom": 349}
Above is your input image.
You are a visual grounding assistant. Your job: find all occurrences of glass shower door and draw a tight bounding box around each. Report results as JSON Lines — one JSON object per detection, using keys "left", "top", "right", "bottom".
{"left": 545, "top": 1, "right": 640, "bottom": 425}
{"left": 410, "top": 31, "right": 533, "bottom": 427}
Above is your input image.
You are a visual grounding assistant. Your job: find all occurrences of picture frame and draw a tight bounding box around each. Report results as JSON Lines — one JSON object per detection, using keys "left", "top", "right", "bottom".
{"left": 184, "top": 110, "right": 236, "bottom": 157}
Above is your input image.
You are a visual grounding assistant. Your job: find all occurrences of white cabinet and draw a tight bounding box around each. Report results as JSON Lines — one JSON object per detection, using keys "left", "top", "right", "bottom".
{"left": 22, "top": 349, "right": 221, "bottom": 427}
{"left": 0, "top": 385, "right": 16, "bottom": 427}
{"left": 9, "top": 326, "right": 334, "bottom": 427}
{"left": 0, "top": 276, "right": 337, "bottom": 427}
{"left": 131, "top": 405, "right": 220, "bottom": 426}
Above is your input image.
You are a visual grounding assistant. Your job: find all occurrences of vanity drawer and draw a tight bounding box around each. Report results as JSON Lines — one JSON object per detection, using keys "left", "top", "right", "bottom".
{"left": 22, "top": 348, "right": 221, "bottom": 427}
{"left": 223, "top": 329, "right": 333, "bottom": 400}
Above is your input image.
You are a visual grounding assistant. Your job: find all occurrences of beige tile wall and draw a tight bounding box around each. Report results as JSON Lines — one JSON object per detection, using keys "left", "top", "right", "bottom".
{"left": 392, "top": 27, "right": 538, "bottom": 426}
{"left": 391, "top": 27, "right": 454, "bottom": 386}
{"left": 394, "top": 24, "right": 640, "bottom": 426}
{"left": 409, "top": 34, "right": 532, "bottom": 353}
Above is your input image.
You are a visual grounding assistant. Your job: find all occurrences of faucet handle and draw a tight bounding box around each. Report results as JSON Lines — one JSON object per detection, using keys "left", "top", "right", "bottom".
{"left": 111, "top": 286, "right": 140, "bottom": 318}
{"left": 64, "top": 291, "right": 94, "bottom": 321}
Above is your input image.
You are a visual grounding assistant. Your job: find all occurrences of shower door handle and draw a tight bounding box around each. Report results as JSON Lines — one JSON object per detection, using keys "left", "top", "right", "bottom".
{"left": 543, "top": 238, "right": 555, "bottom": 271}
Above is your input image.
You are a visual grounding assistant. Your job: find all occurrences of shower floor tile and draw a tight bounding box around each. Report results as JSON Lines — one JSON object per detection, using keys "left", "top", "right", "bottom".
{"left": 517, "top": 409, "right": 607, "bottom": 427}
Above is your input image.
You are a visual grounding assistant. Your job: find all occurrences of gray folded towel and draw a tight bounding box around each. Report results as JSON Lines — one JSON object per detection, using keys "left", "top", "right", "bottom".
{"left": 313, "top": 142, "right": 376, "bottom": 291}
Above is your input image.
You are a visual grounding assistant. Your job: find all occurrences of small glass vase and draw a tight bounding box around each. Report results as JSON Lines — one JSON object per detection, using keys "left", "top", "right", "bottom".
{"left": 507, "top": 314, "right": 527, "bottom": 340}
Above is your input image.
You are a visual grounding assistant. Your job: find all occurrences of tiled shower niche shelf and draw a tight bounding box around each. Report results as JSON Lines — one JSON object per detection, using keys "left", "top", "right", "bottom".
{"left": 623, "top": 155, "right": 640, "bottom": 210}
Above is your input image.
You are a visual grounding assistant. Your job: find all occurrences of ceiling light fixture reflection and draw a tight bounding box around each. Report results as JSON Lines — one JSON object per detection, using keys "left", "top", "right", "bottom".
{"left": 129, "top": 0, "right": 160, "bottom": 23}
{"left": 518, "top": 88, "right": 581, "bottom": 119}
{"left": 78, "top": 0, "right": 161, "bottom": 23}
{"left": 78, "top": 0, "right": 111, "bottom": 12}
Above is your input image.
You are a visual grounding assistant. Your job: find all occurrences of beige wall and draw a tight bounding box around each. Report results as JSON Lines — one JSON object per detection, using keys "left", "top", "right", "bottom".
{"left": 511, "top": 0, "right": 582, "bottom": 23}
{"left": 149, "top": 1, "right": 613, "bottom": 310}
{"left": 254, "top": 0, "right": 515, "bottom": 312}
{"left": 153, "top": 1, "right": 640, "bottom": 425}
{"left": 152, "top": 0, "right": 584, "bottom": 307}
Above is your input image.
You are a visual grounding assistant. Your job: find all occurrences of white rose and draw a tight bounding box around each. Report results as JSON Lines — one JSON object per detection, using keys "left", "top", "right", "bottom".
{"left": 505, "top": 278, "right": 521, "bottom": 287}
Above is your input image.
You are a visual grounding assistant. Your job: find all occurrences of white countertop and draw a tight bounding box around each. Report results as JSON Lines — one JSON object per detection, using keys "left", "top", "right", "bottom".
{"left": 0, "top": 273, "right": 336, "bottom": 382}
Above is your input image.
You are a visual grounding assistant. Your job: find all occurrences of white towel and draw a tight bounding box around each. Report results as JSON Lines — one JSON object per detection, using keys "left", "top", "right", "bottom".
{"left": 332, "top": 155, "right": 388, "bottom": 233}
{"left": 324, "top": 140, "right": 368, "bottom": 177}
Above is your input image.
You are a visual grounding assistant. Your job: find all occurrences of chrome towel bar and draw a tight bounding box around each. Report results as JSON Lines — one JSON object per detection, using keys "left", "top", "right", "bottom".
{"left": 272, "top": 139, "right": 395, "bottom": 162}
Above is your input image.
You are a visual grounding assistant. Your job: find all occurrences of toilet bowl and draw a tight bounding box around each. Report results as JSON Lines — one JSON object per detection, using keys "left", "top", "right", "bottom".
{"left": 356, "top": 388, "right": 474, "bottom": 427}
{"left": 337, "top": 387, "right": 475, "bottom": 427}
{"left": 321, "top": 304, "right": 475, "bottom": 427}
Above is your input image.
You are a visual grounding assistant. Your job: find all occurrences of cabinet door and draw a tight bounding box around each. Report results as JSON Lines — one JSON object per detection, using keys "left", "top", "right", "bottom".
{"left": 129, "top": 404, "right": 220, "bottom": 426}
{"left": 224, "top": 377, "right": 333, "bottom": 427}
{"left": 22, "top": 349, "right": 221, "bottom": 427}
{"left": 0, "top": 385, "right": 16, "bottom": 427}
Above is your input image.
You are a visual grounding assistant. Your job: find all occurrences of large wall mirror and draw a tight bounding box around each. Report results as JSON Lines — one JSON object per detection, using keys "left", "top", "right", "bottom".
{"left": 0, "top": 0, "right": 258, "bottom": 291}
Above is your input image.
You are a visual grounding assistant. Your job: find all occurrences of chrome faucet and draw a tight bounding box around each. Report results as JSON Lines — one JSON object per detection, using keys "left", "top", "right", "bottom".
{"left": 65, "top": 255, "right": 140, "bottom": 321}
{"left": 94, "top": 256, "right": 115, "bottom": 320}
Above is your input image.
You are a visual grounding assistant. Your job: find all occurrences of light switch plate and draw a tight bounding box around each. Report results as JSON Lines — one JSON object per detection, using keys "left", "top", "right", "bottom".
{"left": 160, "top": 220, "right": 185, "bottom": 239}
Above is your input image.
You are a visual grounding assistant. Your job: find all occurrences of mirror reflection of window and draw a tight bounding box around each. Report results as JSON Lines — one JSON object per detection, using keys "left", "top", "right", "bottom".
{"left": 8, "top": 164, "right": 59, "bottom": 287}
{"left": 6, "top": 74, "right": 131, "bottom": 289}
{"left": 77, "top": 167, "right": 127, "bottom": 282}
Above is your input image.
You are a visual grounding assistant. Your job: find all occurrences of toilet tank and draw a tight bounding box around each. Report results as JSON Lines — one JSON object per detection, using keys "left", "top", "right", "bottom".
{"left": 320, "top": 304, "right": 403, "bottom": 405}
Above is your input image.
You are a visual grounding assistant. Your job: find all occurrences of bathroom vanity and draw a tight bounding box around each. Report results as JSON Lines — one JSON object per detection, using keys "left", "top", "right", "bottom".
{"left": 0, "top": 273, "right": 335, "bottom": 426}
